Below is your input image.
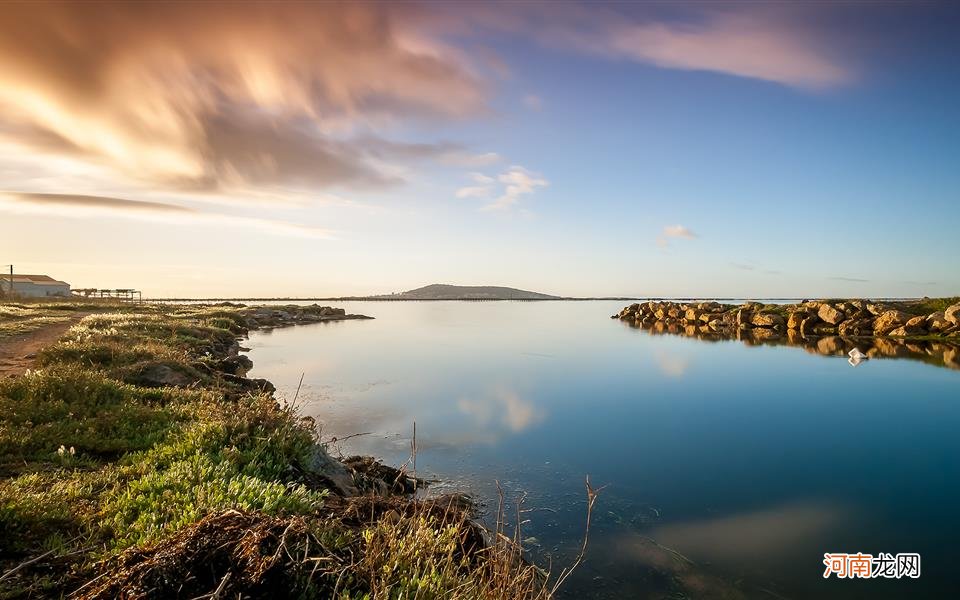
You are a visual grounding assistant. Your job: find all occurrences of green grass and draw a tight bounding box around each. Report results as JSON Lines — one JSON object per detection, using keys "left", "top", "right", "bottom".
{"left": 1, "top": 303, "right": 554, "bottom": 599}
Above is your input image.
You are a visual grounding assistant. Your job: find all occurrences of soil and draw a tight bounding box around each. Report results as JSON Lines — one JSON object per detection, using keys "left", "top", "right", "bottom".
{"left": 0, "top": 314, "right": 87, "bottom": 378}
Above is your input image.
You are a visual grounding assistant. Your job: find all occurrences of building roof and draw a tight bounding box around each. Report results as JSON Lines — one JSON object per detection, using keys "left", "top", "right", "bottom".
{"left": 4, "top": 274, "right": 70, "bottom": 285}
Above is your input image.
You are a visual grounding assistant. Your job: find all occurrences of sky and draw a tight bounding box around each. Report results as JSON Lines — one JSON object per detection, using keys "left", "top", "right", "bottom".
{"left": 1, "top": 0, "right": 958, "bottom": 298}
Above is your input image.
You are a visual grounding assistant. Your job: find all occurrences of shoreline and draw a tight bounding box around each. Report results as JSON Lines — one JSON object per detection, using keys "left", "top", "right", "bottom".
{"left": 0, "top": 301, "right": 554, "bottom": 598}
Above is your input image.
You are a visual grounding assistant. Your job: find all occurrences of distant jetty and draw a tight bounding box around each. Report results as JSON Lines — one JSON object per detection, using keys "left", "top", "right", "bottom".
{"left": 614, "top": 298, "right": 960, "bottom": 369}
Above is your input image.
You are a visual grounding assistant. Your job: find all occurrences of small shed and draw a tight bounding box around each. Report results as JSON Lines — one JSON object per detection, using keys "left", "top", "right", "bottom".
{"left": 2, "top": 274, "right": 71, "bottom": 298}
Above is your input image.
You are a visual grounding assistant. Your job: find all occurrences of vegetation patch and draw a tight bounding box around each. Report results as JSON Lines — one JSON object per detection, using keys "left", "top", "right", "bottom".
{"left": 0, "top": 302, "right": 560, "bottom": 599}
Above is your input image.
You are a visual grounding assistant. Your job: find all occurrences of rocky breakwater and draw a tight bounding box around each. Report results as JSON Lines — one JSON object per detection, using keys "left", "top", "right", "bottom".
{"left": 242, "top": 304, "right": 373, "bottom": 329}
{"left": 613, "top": 299, "right": 960, "bottom": 370}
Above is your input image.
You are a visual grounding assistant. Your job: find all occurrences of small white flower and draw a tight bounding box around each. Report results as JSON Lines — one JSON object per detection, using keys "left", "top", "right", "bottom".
{"left": 57, "top": 445, "right": 66, "bottom": 456}
{"left": 69, "top": 446, "right": 76, "bottom": 456}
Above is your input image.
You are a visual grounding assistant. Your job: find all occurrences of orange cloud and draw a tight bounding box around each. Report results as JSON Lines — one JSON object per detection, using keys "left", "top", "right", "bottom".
{"left": 0, "top": 1, "right": 486, "bottom": 192}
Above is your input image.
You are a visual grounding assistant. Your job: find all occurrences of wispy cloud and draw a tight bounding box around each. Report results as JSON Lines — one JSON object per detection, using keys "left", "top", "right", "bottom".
{"left": 456, "top": 166, "right": 548, "bottom": 211}
{"left": 483, "top": 166, "right": 549, "bottom": 211}
{"left": 828, "top": 276, "right": 870, "bottom": 283}
{"left": 605, "top": 14, "right": 852, "bottom": 90}
{"left": 657, "top": 224, "right": 697, "bottom": 247}
{"left": 731, "top": 262, "right": 782, "bottom": 275}
{"left": 0, "top": 191, "right": 332, "bottom": 238}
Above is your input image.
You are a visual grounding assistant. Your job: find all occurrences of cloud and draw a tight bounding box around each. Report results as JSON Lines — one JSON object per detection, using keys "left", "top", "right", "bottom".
{"left": 663, "top": 225, "right": 697, "bottom": 239}
{"left": 605, "top": 14, "right": 852, "bottom": 90}
{"left": 731, "top": 262, "right": 782, "bottom": 276}
{"left": 0, "top": 1, "right": 488, "bottom": 195}
{"left": 828, "top": 276, "right": 870, "bottom": 283}
{"left": 0, "top": 191, "right": 332, "bottom": 238}
{"left": 6, "top": 192, "right": 192, "bottom": 214}
{"left": 654, "top": 351, "right": 689, "bottom": 378}
{"left": 457, "top": 388, "right": 544, "bottom": 435}
{"left": 657, "top": 224, "right": 697, "bottom": 247}
{"left": 455, "top": 167, "right": 548, "bottom": 210}
{"left": 453, "top": 3, "right": 856, "bottom": 90}
{"left": 483, "top": 166, "right": 549, "bottom": 211}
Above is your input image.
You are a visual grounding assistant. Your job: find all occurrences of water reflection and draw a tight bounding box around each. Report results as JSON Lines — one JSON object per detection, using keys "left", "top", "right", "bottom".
{"left": 626, "top": 319, "right": 960, "bottom": 370}
{"left": 246, "top": 301, "right": 960, "bottom": 599}
{"left": 458, "top": 388, "right": 545, "bottom": 435}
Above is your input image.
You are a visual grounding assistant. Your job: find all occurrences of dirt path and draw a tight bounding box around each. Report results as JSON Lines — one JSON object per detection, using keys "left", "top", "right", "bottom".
{"left": 0, "top": 314, "right": 88, "bottom": 378}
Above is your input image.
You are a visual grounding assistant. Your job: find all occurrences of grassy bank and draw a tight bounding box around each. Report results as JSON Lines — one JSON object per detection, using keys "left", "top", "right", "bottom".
{"left": 0, "top": 303, "right": 555, "bottom": 599}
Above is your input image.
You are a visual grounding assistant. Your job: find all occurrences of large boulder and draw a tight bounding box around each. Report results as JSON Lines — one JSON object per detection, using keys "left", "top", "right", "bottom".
{"left": 817, "top": 304, "right": 846, "bottom": 325}
{"left": 874, "top": 310, "right": 910, "bottom": 335}
{"left": 926, "top": 311, "right": 950, "bottom": 332}
{"left": 866, "top": 303, "right": 890, "bottom": 316}
{"left": 751, "top": 312, "right": 785, "bottom": 329}
{"left": 684, "top": 308, "right": 700, "bottom": 322}
{"left": 838, "top": 319, "right": 873, "bottom": 336}
{"left": 945, "top": 303, "right": 960, "bottom": 325}
{"left": 788, "top": 310, "right": 814, "bottom": 330}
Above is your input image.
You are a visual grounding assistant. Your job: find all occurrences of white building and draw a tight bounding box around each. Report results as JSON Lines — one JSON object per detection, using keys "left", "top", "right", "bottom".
{"left": 2, "top": 274, "right": 71, "bottom": 298}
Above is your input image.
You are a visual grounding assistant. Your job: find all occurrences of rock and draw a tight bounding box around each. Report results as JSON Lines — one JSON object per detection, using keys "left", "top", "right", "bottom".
{"left": 736, "top": 308, "right": 752, "bottom": 328}
{"left": 817, "top": 304, "right": 846, "bottom": 325}
{"left": 873, "top": 310, "right": 911, "bottom": 335}
{"left": 787, "top": 311, "right": 814, "bottom": 330}
{"left": 306, "top": 446, "right": 359, "bottom": 496}
{"left": 667, "top": 307, "right": 681, "bottom": 319}
{"left": 838, "top": 319, "right": 873, "bottom": 336}
{"left": 887, "top": 326, "right": 911, "bottom": 337}
{"left": 218, "top": 354, "right": 253, "bottom": 376}
{"left": 750, "top": 312, "right": 785, "bottom": 329}
{"left": 132, "top": 363, "right": 197, "bottom": 387}
{"left": 926, "top": 311, "right": 950, "bottom": 332}
{"left": 866, "top": 303, "right": 890, "bottom": 316}
{"left": 799, "top": 317, "right": 819, "bottom": 337}
{"left": 905, "top": 316, "right": 928, "bottom": 333}
{"left": 945, "top": 303, "right": 960, "bottom": 325}
{"left": 684, "top": 308, "right": 700, "bottom": 321}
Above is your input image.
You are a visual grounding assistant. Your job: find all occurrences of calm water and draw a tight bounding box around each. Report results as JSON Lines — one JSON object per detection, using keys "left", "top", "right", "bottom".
{"left": 247, "top": 301, "right": 960, "bottom": 599}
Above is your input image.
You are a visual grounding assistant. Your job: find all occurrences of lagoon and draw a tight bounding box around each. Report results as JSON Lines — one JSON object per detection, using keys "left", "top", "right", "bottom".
{"left": 248, "top": 301, "right": 960, "bottom": 599}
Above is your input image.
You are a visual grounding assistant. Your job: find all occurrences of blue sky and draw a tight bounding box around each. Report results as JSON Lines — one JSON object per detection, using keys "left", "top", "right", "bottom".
{"left": 1, "top": 1, "right": 958, "bottom": 297}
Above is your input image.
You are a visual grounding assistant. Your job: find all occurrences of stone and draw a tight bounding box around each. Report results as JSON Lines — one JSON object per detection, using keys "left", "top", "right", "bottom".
{"left": 945, "top": 303, "right": 960, "bottom": 325}
{"left": 905, "top": 316, "right": 928, "bottom": 333}
{"left": 787, "top": 311, "right": 813, "bottom": 330}
{"left": 132, "top": 363, "right": 197, "bottom": 388}
{"left": 817, "top": 304, "right": 846, "bottom": 325}
{"left": 736, "top": 308, "right": 752, "bottom": 327}
{"left": 926, "top": 311, "right": 950, "bottom": 332}
{"left": 750, "top": 312, "right": 785, "bottom": 329}
{"left": 306, "top": 446, "right": 359, "bottom": 496}
{"left": 799, "top": 317, "right": 818, "bottom": 337}
{"left": 866, "top": 303, "right": 890, "bottom": 316}
{"left": 873, "top": 310, "right": 911, "bottom": 335}
{"left": 838, "top": 319, "right": 873, "bottom": 336}
{"left": 685, "top": 308, "right": 700, "bottom": 321}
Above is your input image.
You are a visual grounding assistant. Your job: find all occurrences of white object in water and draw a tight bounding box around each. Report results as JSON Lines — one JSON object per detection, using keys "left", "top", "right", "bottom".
{"left": 848, "top": 347, "right": 867, "bottom": 367}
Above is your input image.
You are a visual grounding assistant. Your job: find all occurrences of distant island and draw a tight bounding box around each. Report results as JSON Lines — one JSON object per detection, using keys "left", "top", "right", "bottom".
{"left": 374, "top": 284, "right": 561, "bottom": 300}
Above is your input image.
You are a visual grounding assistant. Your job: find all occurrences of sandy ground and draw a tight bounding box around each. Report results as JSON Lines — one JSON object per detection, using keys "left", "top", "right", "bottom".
{"left": 0, "top": 315, "right": 86, "bottom": 378}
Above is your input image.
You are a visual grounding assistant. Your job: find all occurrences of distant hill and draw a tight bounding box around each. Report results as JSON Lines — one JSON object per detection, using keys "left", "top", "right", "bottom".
{"left": 385, "top": 284, "right": 561, "bottom": 300}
